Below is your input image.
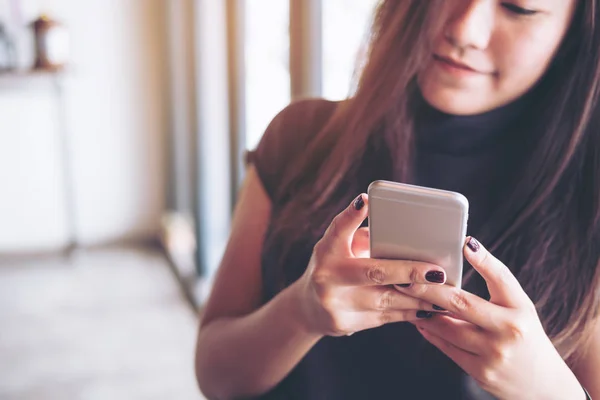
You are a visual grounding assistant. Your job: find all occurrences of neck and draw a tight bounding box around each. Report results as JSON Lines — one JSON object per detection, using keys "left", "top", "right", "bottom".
{"left": 414, "top": 89, "right": 536, "bottom": 155}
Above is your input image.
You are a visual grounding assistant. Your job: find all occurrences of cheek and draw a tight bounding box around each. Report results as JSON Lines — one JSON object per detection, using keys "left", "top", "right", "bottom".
{"left": 494, "top": 34, "right": 560, "bottom": 98}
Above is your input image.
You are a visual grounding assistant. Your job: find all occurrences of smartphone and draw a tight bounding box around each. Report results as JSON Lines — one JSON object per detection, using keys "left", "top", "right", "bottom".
{"left": 367, "top": 180, "right": 469, "bottom": 288}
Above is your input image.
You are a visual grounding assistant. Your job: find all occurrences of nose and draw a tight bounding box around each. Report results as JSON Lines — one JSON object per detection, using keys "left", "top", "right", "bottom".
{"left": 445, "top": 0, "right": 494, "bottom": 51}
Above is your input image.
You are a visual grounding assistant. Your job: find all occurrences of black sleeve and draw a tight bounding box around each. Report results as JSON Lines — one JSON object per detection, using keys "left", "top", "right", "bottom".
{"left": 245, "top": 98, "right": 338, "bottom": 201}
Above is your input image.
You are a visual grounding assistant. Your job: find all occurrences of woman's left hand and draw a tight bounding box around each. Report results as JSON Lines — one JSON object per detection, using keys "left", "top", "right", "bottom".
{"left": 394, "top": 237, "right": 586, "bottom": 400}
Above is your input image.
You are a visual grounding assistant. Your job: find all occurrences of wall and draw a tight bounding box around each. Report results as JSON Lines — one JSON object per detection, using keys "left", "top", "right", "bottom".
{"left": 0, "top": 0, "right": 168, "bottom": 252}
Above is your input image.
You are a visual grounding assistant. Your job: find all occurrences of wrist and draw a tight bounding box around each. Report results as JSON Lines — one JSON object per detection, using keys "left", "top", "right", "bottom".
{"left": 540, "top": 362, "right": 587, "bottom": 400}
{"left": 283, "top": 280, "right": 324, "bottom": 340}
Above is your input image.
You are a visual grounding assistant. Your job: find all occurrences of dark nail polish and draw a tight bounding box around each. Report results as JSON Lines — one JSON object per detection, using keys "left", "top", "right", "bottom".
{"left": 433, "top": 305, "right": 445, "bottom": 311}
{"left": 417, "top": 311, "right": 433, "bottom": 319}
{"left": 396, "top": 283, "right": 411, "bottom": 288}
{"left": 467, "top": 237, "right": 480, "bottom": 253}
{"left": 354, "top": 195, "right": 365, "bottom": 211}
{"left": 425, "top": 271, "right": 445, "bottom": 283}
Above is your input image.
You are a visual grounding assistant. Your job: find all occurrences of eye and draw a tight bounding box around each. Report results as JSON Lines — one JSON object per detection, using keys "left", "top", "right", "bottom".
{"left": 502, "top": 3, "right": 539, "bottom": 16}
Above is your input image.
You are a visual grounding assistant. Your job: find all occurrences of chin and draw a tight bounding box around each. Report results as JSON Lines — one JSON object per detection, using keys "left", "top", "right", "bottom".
{"left": 417, "top": 72, "right": 501, "bottom": 116}
{"left": 420, "top": 87, "right": 497, "bottom": 116}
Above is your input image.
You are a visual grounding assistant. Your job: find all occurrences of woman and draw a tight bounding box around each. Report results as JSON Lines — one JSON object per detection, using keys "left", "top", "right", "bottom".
{"left": 195, "top": 1, "right": 599, "bottom": 399}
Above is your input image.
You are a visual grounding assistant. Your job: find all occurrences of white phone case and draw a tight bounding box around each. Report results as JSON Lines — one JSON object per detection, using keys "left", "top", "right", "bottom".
{"left": 367, "top": 180, "right": 469, "bottom": 288}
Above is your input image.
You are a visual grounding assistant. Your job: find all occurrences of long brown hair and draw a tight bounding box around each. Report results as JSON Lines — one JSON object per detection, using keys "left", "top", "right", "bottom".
{"left": 268, "top": 0, "right": 600, "bottom": 365}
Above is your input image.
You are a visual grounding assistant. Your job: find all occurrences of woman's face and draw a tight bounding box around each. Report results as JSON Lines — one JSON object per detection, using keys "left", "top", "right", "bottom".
{"left": 418, "top": 0, "right": 577, "bottom": 115}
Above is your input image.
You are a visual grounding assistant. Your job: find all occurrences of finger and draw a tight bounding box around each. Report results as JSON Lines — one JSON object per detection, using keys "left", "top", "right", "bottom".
{"left": 464, "top": 237, "right": 528, "bottom": 308}
{"left": 351, "top": 227, "right": 370, "bottom": 258}
{"left": 333, "top": 258, "right": 446, "bottom": 287}
{"left": 349, "top": 286, "right": 441, "bottom": 313}
{"left": 414, "top": 315, "right": 485, "bottom": 355}
{"left": 396, "top": 283, "right": 508, "bottom": 331}
{"left": 417, "top": 324, "right": 479, "bottom": 371}
{"left": 324, "top": 194, "right": 369, "bottom": 254}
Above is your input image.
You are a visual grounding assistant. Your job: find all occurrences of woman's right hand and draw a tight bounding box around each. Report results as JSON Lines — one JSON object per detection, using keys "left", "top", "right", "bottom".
{"left": 293, "top": 193, "right": 448, "bottom": 337}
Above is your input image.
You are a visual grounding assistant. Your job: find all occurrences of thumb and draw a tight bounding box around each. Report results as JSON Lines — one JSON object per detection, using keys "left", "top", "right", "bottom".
{"left": 324, "top": 194, "right": 369, "bottom": 253}
{"left": 464, "top": 237, "right": 528, "bottom": 308}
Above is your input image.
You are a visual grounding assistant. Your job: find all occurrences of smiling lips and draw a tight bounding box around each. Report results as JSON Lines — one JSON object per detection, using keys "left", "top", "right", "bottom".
{"left": 433, "top": 54, "right": 492, "bottom": 76}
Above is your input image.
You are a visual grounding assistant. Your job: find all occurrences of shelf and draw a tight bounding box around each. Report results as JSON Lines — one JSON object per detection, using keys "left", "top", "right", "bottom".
{"left": 0, "top": 70, "right": 65, "bottom": 90}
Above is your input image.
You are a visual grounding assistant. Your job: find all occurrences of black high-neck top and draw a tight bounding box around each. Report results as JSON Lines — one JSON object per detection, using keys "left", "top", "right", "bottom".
{"left": 247, "top": 93, "right": 532, "bottom": 400}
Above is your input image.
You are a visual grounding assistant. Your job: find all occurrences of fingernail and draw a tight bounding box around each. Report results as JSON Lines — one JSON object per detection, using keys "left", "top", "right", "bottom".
{"left": 354, "top": 195, "right": 365, "bottom": 211}
{"left": 425, "top": 270, "right": 445, "bottom": 283}
{"left": 417, "top": 311, "right": 433, "bottom": 319}
{"left": 433, "top": 305, "right": 445, "bottom": 311}
{"left": 467, "top": 237, "right": 480, "bottom": 253}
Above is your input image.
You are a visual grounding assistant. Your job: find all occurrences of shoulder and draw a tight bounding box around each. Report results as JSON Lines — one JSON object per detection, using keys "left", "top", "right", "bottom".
{"left": 252, "top": 97, "right": 340, "bottom": 154}
{"left": 246, "top": 98, "right": 341, "bottom": 200}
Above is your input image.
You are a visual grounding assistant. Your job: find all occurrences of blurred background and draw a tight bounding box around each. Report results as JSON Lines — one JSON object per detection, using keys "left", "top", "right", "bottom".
{"left": 0, "top": 0, "right": 378, "bottom": 398}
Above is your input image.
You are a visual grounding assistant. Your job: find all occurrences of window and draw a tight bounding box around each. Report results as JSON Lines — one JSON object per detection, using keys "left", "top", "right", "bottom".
{"left": 322, "top": 0, "right": 380, "bottom": 101}
{"left": 166, "top": 0, "right": 385, "bottom": 293}
{"left": 244, "top": 0, "right": 291, "bottom": 150}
